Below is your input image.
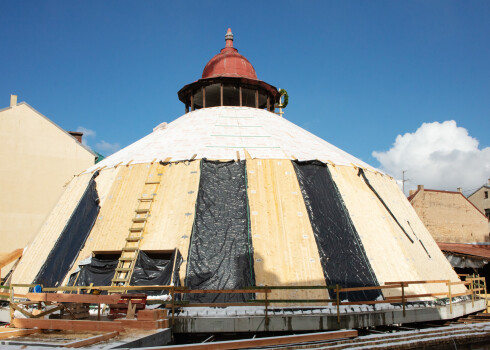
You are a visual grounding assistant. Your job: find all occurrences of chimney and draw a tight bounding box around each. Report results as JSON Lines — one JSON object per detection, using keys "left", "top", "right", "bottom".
{"left": 409, "top": 190, "right": 415, "bottom": 196}
{"left": 10, "top": 94, "right": 17, "bottom": 107}
{"left": 457, "top": 187, "right": 462, "bottom": 193}
{"left": 68, "top": 131, "right": 83, "bottom": 143}
{"left": 488, "top": 179, "right": 490, "bottom": 186}
{"left": 417, "top": 185, "right": 424, "bottom": 191}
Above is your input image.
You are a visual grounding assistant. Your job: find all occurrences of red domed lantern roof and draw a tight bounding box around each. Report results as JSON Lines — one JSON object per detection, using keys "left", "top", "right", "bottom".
{"left": 201, "top": 28, "right": 258, "bottom": 80}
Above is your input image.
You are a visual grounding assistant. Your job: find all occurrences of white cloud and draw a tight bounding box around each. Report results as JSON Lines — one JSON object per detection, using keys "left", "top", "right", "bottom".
{"left": 76, "top": 126, "right": 120, "bottom": 156}
{"left": 76, "top": 126, "right": 96, "bottom": 147}
{"left": 373, "top": 120, "right": 490, "bottom": 195}
{"left": 95, "top": 140, "right": 121, "bottom": 155}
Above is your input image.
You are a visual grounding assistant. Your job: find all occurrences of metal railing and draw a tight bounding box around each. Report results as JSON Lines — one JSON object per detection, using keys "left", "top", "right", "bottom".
{"left": 6, "top": 276, "right": 487, "bottom": 326}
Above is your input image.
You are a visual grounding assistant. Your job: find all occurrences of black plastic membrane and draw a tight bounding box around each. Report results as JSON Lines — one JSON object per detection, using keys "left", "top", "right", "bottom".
{"left": 293, "top": 161, "right": 381, "bottom": 301}
{"left": 185, "top": 160, "right": 254, "bottom": 303}
{"left": 33, "top": 173, "right": 101, "bottom": 287}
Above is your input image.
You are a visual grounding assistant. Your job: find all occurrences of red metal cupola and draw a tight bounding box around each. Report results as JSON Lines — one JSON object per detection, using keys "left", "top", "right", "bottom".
{"left": 201, "top": 28, "right": 258, "bottom": 80}
{"left": 178, "top": 29, "right": 280, "bottom": 113}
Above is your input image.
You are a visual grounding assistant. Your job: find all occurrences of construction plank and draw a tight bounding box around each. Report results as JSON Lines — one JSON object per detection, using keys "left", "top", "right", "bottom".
{"left": 0, "top": 248, "right": 23, "bottom": 268}
{"left": 181, "top": 289, "right": 269, "bottom": 294}
{"left": 63, "top": 331, "right": 119, "bottom": 348}
{"left": 141, "top": 330, "right": 358, "bottom": 350}
{"left": 0, "top": 292, "right": 26, "bottom": 298}
{"left": 12, "top": 318, "right": 124, "bottom": 332}
{"left": 119, "top": 319, "right": 169, "bottom": 330}
{"left": 138, "top": 309, "right": 167, "bottom": 321}
{"left": 0, "top": 328, "right": 42, "bottom": 340}
{"left": 26, "top": 292, "right": 122, "bottom": 304}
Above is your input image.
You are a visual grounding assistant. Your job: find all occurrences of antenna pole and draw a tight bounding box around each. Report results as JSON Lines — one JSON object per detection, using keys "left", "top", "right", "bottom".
{"left": 402, "top": 170, "right": 410, "bottom": 196}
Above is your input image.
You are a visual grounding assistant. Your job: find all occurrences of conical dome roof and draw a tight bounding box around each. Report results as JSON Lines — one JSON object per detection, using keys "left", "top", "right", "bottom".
{"left": 12, "top": 30, "right": 470, "bottom": 329}
{"left": 86, "top": 107, "right": 374, "bottom": 173}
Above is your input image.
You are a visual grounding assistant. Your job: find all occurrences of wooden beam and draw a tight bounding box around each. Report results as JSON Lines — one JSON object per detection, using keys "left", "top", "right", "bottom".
{"left": 341, "top": 299, "right": 403, "bottom": 306}
{"left": 143, "top": 330, "right": 357, "bottom": 350}
{"left": 26, "top": 293, "right": 122, "bottom": 305}
{"left": 384, "top": 292, "right": 448, "bottom": 300}
{"left": 10, "top": 303, "right": 35, "bottom": 318}
{"left": 255, "top": 89, "right": 259, "bottom": 108}
{"left": 239, "top": 86, "right": 242, "bottom": 106}
{"left": 0, "top": 328, "right": 42, "bottom": 340}
{"left": 202, "top": 86, "right": 206, "bottom": 108}
{"left": 42, "top": 285, "right": 174, "bottom": 292}
{"left": 339, "top": 285, "right": 401, "bottom": 292}
{"left": 0, "top": 248, "right": 23, "bottom": 268}
{"left": 385, "top": 280, "right": 449, "bottom": 285}
{"left": 0, "top": 292, "right": 26, "bottom": 299}
{"left": 138, "top": 309, "right": 167, "bottom": 321}
{"left": 220, "top": 84, "right": 223, "bottom": 106}
{"left": 191, "top": 94, "right": 194, "bottom": 111}
{"left": 63, "top": 331, "right": 119, "bottom": 348}
{"left": 12, "top": 318, "right": 124, "bottom": 332}
{"left": 181, "top": 289, "right": 270, "bottom": 294}
{"left": 172, "top": 302, "right": 258, "bottom": 308}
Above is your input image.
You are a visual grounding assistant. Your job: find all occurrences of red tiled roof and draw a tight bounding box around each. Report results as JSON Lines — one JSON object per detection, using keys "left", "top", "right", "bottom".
{"left": 437, "top": 242, "right": 490, "bottom": 259}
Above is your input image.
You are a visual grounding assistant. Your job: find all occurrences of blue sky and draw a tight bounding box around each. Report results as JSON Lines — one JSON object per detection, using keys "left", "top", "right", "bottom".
{"left": 1, "top": 1, "right": 489, "bottom": 193}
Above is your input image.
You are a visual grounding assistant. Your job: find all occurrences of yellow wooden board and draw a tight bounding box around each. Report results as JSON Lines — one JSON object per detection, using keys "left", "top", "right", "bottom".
{"left": 94, "top": 166, "right": 120, "bottom": 207}
{"left": 246, "top": 159, "right": 329, "bottom": 302}
{"left": 330, "top": 165, "right": 464, "bottom": 298}
{"left": 11, "top": 173, "right": 94, "bottom": 293}
{"left": 363, "top": 170, "right": 465, "bottom": 295}
{"left": 62, "top": 163, "right": 157, "bottom": 285}
{"left": 142, "top": 160, "right": 201, "bottom": 284}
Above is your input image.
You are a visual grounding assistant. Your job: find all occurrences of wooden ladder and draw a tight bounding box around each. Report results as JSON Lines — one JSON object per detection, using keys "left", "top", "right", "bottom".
{"left": 110, "top": 165, "right": 163, "bottom": 293}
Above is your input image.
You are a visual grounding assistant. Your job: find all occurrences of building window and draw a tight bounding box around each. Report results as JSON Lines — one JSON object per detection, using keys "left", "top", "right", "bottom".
{"left": 486, "top": 209, "right": 490, "bottom": 219}
{"left": 485, "top": 191, "right": 488, "bottom": 199}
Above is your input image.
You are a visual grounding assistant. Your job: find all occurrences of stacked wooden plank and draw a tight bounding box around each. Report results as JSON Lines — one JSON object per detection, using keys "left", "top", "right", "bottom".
{"left": 11, "top": 293, "right": 169, "bottom": 332}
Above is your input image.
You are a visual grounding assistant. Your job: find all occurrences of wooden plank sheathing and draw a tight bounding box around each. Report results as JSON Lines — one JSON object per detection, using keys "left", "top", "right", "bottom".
{"left": 246, "top": 159, "right": 329, "bottom": 302}
{"left": 11, "top": 173, "right": 94, "bottom": 292}
{"left": 93, "top": 167, "right": 120, "bottom": 207}
{"left": 141, "top": 161, "right": 201, "bottom": 284}
{"left": 328, "top": 165, "right": 424, "bottom": 298}
{"left": 63, "top": 164, "right": 157, "bottom": 283}
{"left": 363, "top": 171, "right": 465, "bottom": 295}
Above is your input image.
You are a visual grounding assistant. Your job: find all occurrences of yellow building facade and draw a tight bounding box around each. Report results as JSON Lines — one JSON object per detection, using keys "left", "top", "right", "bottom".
{"left": 0, "top": 95, "right": 96, "bottom": 276}
{"left": 409, "top": 185, "right": 489, "bottom": 243}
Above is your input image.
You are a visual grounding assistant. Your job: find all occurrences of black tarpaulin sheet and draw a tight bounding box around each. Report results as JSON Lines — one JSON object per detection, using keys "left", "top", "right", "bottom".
{"left": 130, "top": 250, "right": 182, "bottom": 295}
{"left": 33, "top": 172, "right": 100, "bottom": 287}
{"left": 185, "top": 160, "right": 254, "bottom": 303}
{"left": 67, "top": 250, "right": 182, "bottom": 295}
{"left": 293, "top": 161, "right": 381, "bottom": 302}
{"left": 68, "top": 257, "right": 118, "bottom": 288}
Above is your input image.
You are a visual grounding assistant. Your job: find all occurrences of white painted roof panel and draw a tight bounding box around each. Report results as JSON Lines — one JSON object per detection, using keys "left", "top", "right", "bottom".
{"left": 86, "top": 107, "right": 377, "bottom": 173}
